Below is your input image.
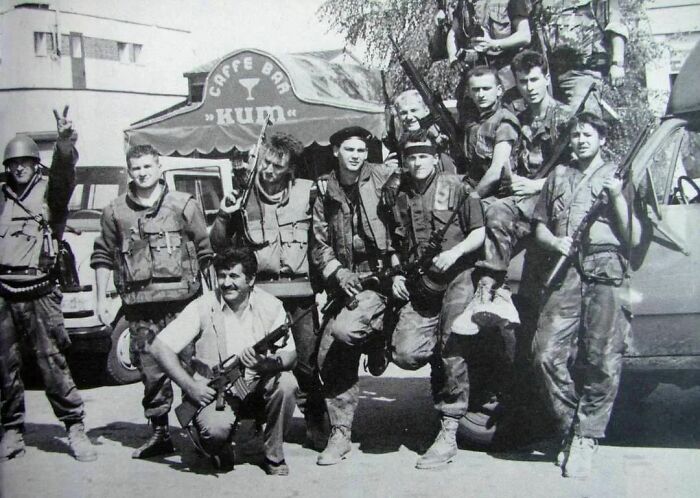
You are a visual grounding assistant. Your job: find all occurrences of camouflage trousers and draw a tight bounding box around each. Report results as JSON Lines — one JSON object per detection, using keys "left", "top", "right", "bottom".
{"left": 317, "top": 290, "right": 386, "bottom": 428}
{"left": 194, "top": 371, "right": 298, "bottom": 463}
{"left": 556, "top": 69, "right": 604, "bottom": 117}
{"left": 477, "top": 194, "right": 538, "bottom": 273}
{"left": 283, "top": 296, "right": 325, "bottom": 424}
{"left": 392, "top": 267, "right": 487, "bottom": 419}
{"left": 532, "top": 256, "right": 630, "bottom": 439}
{"left": 0, "top": 288, "right": 85, "bottom": 430}
{"left": 124, "top": 300, "right": 190, "bottom": 420}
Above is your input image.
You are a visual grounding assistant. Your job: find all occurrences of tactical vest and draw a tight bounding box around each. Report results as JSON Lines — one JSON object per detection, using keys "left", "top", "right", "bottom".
{"left": 517, "top": 100, "right": 571, "bottom": 177}
{"left": 111, "top": 191, "right": 201, "bottom": 305}
{"left": 394, "top": 174, "right": 471, "bottom": 259}
{"left": 243, "top": 179, "right": 312, "bottom": 277}
{"left": 0, "top": 178, "right": 55, "bottom": 283}
{"left": 464, "top": 107, "right": 520, "bottom": 180}
{"left": 539, "top": 0, "right": 609, "bottom": 71}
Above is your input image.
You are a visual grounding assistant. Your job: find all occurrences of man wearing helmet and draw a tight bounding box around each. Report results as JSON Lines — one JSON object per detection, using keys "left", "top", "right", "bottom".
{"left": 0, "top": 108, "right": 97, "bottom": 462}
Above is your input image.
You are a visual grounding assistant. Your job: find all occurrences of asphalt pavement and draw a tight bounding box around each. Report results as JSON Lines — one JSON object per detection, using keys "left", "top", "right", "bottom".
{"left": 1, "top": 364, "right": 699, "bottom": 498}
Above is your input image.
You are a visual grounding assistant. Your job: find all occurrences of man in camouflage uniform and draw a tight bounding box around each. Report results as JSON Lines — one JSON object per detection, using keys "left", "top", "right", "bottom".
{"left": 311, "top": 126, "right": 396, "bottom": 466}
{"left": 209, "top": 132, "right": 327, "bottom": 450}
{"left": 0, "top": 110, "right": 96, "bottom": 462}
{"left": 388, "top": 134, "right": 485, "bottom": 468}
{"left": 474, "top": 50, "right": 571, "bottom": 328}
{"left": 444, "top": 0, "right": 534, "bottom": 123}
{"left": 92, "top": 144, "right": 212, "bottom": 459}
{"left": 458, "top": 66, "right": 520, "bottom": 327}
{"left": 531, "top": 112, "right": 649, "bottom": 478}
{"left": 536, "top": 0, "right": 628, "bottom": 116}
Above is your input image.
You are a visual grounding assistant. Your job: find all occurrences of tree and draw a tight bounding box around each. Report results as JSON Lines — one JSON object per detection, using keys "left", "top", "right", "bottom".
{"left": 317, "top": 0, "right": 668, "bottom": 159}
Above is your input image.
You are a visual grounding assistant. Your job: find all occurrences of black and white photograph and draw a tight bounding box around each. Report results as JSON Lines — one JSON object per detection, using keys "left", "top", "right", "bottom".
{"left": 1, "top": 0, "right": 699, "bottom": 496}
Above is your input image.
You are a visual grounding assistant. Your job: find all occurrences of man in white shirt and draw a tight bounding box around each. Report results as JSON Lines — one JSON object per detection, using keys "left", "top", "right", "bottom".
{"left": 150, "top": 247, "right": 298, "bottom": 476}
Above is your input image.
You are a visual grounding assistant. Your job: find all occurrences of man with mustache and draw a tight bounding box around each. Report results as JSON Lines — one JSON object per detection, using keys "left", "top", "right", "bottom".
{"left": 150, "top": 247, "right": 298, "bottom": 475}
{"left": 210, "top": 132, "right": 327, "bottom": 450}
{"left": 311, "top": 126, "right": 396, "bottom": 466}
{"left": 92, "top": 144, "right": 212, "bottom": 459}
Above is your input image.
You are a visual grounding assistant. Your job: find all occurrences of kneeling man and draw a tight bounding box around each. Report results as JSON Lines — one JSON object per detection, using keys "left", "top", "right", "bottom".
{"left": 150, "top": 247, "right": 298, "bottom": 475}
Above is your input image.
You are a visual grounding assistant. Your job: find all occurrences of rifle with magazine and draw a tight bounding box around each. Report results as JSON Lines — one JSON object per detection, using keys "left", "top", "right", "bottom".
{"left": 174, "top": 308, "right": 308, "bottom": 428}
{"left": 543, "top": 121, "right": 653, "bottom": 289}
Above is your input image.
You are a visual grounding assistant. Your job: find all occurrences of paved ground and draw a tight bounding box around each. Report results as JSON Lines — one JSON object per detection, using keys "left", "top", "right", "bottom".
{"left": 1, "top": 364, "right": 700, "bottom": 498}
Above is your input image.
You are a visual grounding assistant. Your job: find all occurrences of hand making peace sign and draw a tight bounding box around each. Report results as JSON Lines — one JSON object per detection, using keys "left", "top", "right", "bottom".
{"left": 53, "top": 105, "right": 74, "bottom": 139}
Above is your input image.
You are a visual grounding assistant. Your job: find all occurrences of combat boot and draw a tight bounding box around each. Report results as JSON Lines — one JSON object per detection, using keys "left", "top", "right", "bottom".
{"left": 316, "top": 425, "right": 351, "bottom": 465}
{"left": 0, "top": 428, "right": 26, "bottom": 461}
{"left": 67, "top": 422, "right": 98, "bottom": 462}
{"left": 451, "top": 277, "right": 495, "bottom": 335}
{"left": 563, "top": 435, "right": 597, "bottom": 478}
{"left": 132, "top": 417, "right": 175, "bottom": 459}
{"left": 473, "top": 286, "right": 520, "bottom": 328}
{"left": 415, "top": 417, "right": 459, "bottom": 469}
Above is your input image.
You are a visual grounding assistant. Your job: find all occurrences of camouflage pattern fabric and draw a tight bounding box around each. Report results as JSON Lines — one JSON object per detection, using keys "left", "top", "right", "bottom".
{"left": 532, "top": 255, "right": 630, "bottom": 439}
{"left": 0, "top": 289, "right": 84, "bottom": 429}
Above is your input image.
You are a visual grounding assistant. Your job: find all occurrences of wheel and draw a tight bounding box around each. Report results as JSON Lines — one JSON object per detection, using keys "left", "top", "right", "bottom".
{"left": 458, "top": 405, "right": 499, "bottom": 447}
{"left": 105, "top": 317, "right": 140, "bottom": 385}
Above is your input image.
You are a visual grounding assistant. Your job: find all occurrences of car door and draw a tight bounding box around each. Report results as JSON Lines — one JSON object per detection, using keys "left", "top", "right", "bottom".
{"left": 628, "top": 118, "right": 700, "bottom": 357}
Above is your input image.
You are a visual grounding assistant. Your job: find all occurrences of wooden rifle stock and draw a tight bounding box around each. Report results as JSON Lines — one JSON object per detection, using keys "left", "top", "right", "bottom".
{"left": 543, "top": 122, "right": 653, "bottom": 289}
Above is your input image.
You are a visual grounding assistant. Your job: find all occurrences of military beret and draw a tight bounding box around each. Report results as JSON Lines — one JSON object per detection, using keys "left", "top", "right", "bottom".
{"left": 329, "top": 126, "right": 373, "bottom": 147}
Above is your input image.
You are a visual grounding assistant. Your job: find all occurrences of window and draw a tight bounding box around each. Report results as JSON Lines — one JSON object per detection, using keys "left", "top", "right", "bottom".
{"left": 118, "top": 42, "right": 142, "bottom": 64}
{"left": 34, "top": 31, "right": 54, "bottom": 56}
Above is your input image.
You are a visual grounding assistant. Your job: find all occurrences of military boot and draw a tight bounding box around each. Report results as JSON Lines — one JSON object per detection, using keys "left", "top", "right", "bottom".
{"left": 415, "top": 417, "right": 459, "bottom": 469}
{"left": 563, "top": 435, "right": 597, "bottom": 478}
{"left": 0, "top": 428, "right": 26, "bottom": 461}
{"left": 67, "top": 422, "right": 98, "bottom": 462}
{"left": 451, "top": 277, "right": 495, "bottom": 335}
{"left": 474, "top": 286, "right": 520, "bottom": 328}
{"left": 132, "top": 416, "right": 175, "bottom": 459}
{"left": 316, "top": 425, "right": 351, "bottom": 465}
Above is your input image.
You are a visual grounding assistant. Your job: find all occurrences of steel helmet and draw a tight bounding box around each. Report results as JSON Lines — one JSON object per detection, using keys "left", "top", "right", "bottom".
{"left": 3, "top": 135, "right": 40, "bottom": 166}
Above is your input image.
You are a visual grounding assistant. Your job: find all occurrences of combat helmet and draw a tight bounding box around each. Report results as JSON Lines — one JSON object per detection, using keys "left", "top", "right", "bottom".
{"left": 3, "top": 135, "right": 40, "bottom": 166}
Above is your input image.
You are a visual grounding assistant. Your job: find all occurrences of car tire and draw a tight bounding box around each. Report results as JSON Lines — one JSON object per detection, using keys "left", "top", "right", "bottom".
{"left": 105, "top": 318, "right": 140, "bottom": 385}
{"left": 458, "top": 408, "right": 497, "bottom": 447}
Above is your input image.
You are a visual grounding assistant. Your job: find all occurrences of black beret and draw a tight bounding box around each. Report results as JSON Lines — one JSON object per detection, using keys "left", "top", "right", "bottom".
{"left": 329, "top": 126, "right": 373, "bottom": 147}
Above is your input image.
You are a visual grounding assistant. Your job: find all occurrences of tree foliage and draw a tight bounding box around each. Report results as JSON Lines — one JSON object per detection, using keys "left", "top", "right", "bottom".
{"left": 317, "top": 0, "right": 668, "bottom": 159}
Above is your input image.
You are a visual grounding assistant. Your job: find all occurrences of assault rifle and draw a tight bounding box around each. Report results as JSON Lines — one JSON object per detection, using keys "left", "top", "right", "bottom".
{"left": 174, "top": 309, "right": 304, "bottom": 428}
{"left": 532, "top": 81, "right": 596, "bottom": 180}
{"left": 543, "top": 121, "right": 653, "bottom": 289}
{"left": 238, "top": 117, "right": 273, "bottom": 248}
{"left": 381, "top": 70, "right": 402, "bottom": 168}
{"left": 388, "top": 36, "right": 475, "bottom": 184}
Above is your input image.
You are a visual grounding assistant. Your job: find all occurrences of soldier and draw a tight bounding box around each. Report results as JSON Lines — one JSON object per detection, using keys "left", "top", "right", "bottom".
{"left": 457, "top": 66, "right": 520, "bottom": 327}
{"left": 446, "top": 0, "right": 534, "bottom": 122}
{"left": 209, "top": 132, "right": 327, "bottom": 450}
{"left": 531, "top": 112, "right": 648, "bottom": 478}
{"left": 535, "top": 0, "right": 628, "bottom": 116}
{"left": 391, "top": 90, "right": 457, "bottom": 174}
{"left": 311, "top": 126, "right": 396, "bottom": 466}
{"left": 388, "top": 135, "right": 485, "bottom": 469}
{"left": 0, "top": 109, "right": 96, "bottom": 462}
{"left": 150, "top": 247, "right": 298, "bottom": 475}
{"left": 91, "top": 144, "right": 213, "bottom": 459}
{"left": 472, "top": 49, "right": 571, "bottom": 327}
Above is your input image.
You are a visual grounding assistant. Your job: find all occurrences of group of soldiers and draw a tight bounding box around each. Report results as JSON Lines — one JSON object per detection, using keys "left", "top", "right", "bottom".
{"left": 1, "top": 0, "right": 650, "bottom": 482}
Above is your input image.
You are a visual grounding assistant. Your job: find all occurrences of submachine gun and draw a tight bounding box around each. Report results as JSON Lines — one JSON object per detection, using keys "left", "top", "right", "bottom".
{"left": 174, "top": 306, "right": 311, "bottom": 429}
{"left": 543, "top": 121, "right": 653, "bottom": 289}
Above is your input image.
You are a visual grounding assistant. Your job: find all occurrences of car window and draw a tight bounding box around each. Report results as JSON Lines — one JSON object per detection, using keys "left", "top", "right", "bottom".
{"left": 172, "top": 171, "right": 223, "bottom": 225}
{"left": 648, "top": 127, "right": 685, "bottom": 205}
{"left": 68, "top": 167, "right": 127, "bottom": 218}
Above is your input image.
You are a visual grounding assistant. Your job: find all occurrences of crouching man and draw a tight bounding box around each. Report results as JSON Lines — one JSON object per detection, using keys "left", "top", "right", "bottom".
{"left": 150, "top": 247, "right": 298, "bottom": 476}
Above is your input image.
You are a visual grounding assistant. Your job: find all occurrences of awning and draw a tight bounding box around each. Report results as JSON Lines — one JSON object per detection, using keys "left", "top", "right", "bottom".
{"left": 124, "top": 48, "right": 386, "bottom": 156}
